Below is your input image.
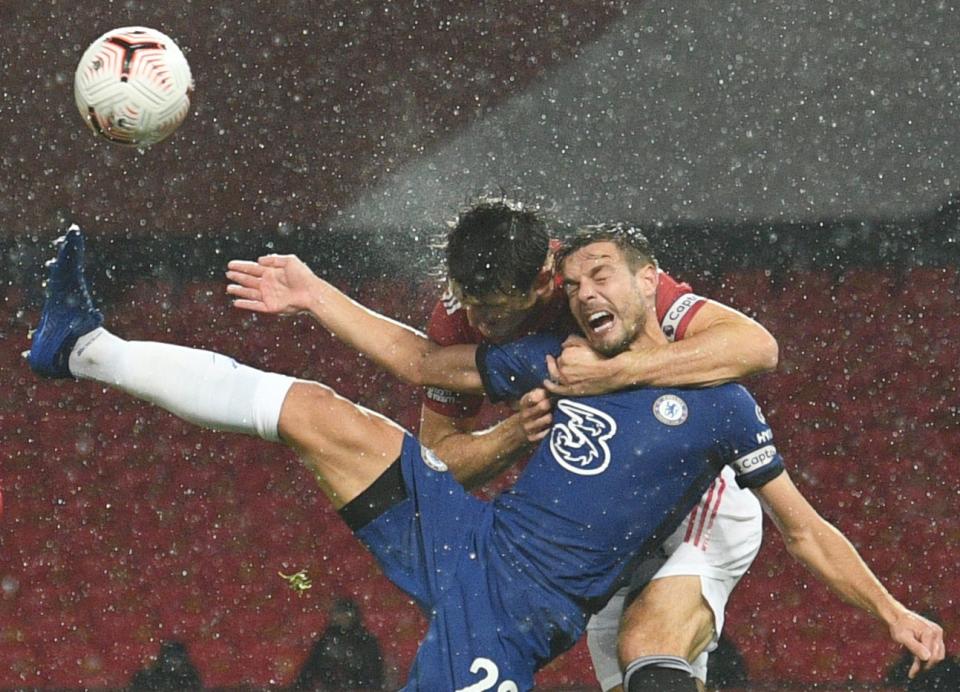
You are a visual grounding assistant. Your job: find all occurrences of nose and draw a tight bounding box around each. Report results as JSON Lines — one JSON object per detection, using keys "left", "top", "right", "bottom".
{"left": 465, "top": 307, "right": 492, "bottom": 334}
{"left": 577, "top": 277, "right": 598, "bottom": 302}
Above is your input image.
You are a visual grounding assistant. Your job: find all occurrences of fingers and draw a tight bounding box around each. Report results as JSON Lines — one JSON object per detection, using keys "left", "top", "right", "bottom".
{"left": 258, "top": 254, "right": 291, "bottom": 267}
{"left": 908, "top": 656, "right": 922, "bottom": 679}
{"left": 543, "top": 356, "right": 578, "bottom": 394}
{"left": 226, "top": 283, "right": 261, "bottom": 301}
{"left": 919, "top": 623, "right": 946, "bottom": 672}
{"left": 901, "top": 626, "right": 940, "bottom": 679}
{"left": 561, "top": 334, "right": 589, "bottom": 348}
{"left": 542, "top": 358, "right": 576, "bottom": 394}
{"left": 519, "top": 388, "right": 553, "bottom": 442}
{"left": 542, "top": 378, "right": 574, "bottom": 396}
{"left": 525, "top": 416, "right": 553, "bottom": 441}
{"left": 230, "top": 298, "right": 268, "bottom": 313}
{"left": 520, "top": 388, "right": 552, "bottom": 411}
{"left": 546, "top": 354, "right": 563, "bottom": 384}
{"left": 225, "top": 269, "right": 262, "bottom": 289}
{"left": 226, "top": 259, "right": 265, "bottom": 276}
{"left": 933, "top": 629, "right": 947, "bottom": 666}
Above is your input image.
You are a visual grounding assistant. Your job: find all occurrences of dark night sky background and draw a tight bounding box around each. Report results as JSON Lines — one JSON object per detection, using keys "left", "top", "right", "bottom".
{"left": 2, "top": 1, "right": 959, "bottom": 248}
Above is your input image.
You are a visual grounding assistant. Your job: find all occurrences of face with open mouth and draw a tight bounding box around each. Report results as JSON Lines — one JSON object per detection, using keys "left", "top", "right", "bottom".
{"left": 561, "top": 241, "right": 654, "bottom": 357}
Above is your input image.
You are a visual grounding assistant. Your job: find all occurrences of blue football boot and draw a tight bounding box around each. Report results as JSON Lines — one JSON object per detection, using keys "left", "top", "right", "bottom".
{"left": 28, "top": 225, "right": 104, "bottom": 378}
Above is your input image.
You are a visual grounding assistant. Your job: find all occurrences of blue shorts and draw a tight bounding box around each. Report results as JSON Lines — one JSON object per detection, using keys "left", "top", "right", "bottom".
{"left": 353, "top": 434, "right": 584, "bottom": 691}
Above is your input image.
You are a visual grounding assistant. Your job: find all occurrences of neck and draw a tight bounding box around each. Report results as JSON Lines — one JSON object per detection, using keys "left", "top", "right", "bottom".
{"left": 630, "top": 309, "right": 668, "bottom": 351}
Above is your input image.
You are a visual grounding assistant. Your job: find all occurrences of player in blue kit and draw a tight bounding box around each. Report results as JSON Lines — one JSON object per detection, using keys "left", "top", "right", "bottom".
{"left": 28, "top": 227, "right": 943, "bottom": 690}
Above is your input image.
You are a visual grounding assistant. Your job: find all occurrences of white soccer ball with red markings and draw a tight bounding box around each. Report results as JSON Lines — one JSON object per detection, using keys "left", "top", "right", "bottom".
{"left": 74, "top": 27, "right": 193, "bottom": 147}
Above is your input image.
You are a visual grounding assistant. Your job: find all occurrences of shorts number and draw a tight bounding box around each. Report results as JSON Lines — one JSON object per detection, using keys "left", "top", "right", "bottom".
{"left": 455, "top": 657, "right": 519, "bottom": 692}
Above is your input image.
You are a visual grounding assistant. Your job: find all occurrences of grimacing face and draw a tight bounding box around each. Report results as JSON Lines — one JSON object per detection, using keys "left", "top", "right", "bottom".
{"left": 560, "top": 241, "right": 655, "bottom": 357}
{"left": 451, "top": 282, "right": 541, "bottom": 344}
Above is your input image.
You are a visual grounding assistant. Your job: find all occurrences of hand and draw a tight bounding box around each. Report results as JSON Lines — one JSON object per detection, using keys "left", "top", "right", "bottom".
{"left": 225, "top": 254, "right": 319, "bottom": 316}
{"left": 542, "top": 335, "right": 622, "bottom": 396}
{"left": 887, "top": 609, "right": 945, "bottom": 678}
{"left": 517, "top": 388, "right": 553, "bottom": 443}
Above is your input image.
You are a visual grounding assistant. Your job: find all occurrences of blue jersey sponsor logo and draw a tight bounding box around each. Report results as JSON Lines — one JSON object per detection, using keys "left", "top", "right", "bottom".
{"left": 549, "top": 400, "right": 618, "bottom": 476}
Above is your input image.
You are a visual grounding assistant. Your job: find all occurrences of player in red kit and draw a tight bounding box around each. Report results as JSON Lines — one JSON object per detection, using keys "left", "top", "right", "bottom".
{"left": 226, "top": 201, "right": 778, "bottom": 689}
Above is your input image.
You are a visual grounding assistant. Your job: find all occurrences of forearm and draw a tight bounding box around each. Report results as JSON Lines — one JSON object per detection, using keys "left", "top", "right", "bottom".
{"left": 304, "top": 279, "right": 482, "bottom": 392}
{"left": 424, "top": 414, "right": 532, "bottom": 489}
{"left": 618, "top": 320, "right": 778, "bottom": 387}
{"left": 784, "top": 520, "right": 906, "bottom": 625}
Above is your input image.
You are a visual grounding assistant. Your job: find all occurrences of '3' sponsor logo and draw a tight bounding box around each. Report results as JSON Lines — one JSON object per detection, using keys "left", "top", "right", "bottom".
{"left": 549, "top": 400, "right": 618, "bottom": 476}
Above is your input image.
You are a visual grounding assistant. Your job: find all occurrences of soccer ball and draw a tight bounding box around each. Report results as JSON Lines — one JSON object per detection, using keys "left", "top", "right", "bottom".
{"left": 74, "top": 27, "right": 193, "bottom": 147}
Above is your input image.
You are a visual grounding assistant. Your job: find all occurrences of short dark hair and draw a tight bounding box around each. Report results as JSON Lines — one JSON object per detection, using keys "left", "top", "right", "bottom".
{"left": 445, "top": 199, "right": 550, "bottom": 298}
{"left": 555, "top": 222, "right": 658, "bottom": 273}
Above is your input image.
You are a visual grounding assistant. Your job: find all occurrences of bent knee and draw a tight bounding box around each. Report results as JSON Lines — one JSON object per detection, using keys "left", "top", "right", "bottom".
{"left": 278, "top": 381, "right": 404, "bottom": 462}
{"left": 277, "top": 381, "right": 337, "bottom": 444}
{"left": 618, "top": 577, "right": 715, "bottom": 664}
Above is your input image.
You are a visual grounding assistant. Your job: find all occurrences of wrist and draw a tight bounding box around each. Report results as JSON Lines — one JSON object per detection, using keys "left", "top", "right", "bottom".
{"left": 876, "top": 598, "right": 909, "bottom": 627}
{"left": 304, "top": 276, "right": 334, "bottom": 316}
{"left": 612, "top": 351, "right": 643, "bottom": 387}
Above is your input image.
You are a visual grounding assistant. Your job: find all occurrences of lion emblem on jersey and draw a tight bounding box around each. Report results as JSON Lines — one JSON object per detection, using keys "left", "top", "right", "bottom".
{"left": 549, "top": 400, "right": 618, "bottom": 476}
{"left": 652, "top": 394, "right": 688, "bottom": 426}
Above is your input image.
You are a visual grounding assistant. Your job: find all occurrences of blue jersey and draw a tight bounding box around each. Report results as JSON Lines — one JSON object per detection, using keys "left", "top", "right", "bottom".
{"left": 353, "top": 332, "right": 783, "bottom": 689}
{"left": 478, "top": 332, "right": 783, "bottom": 607}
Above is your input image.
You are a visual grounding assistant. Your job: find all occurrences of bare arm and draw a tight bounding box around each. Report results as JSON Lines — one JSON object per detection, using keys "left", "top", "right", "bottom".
{"left": 419, "top": 406, "right": 533, "bottom": 490}
{"left": 755, "top": 472, "right": 945, "bottom": 678}
{"left": 226, "top": 254, "right": 483, "bottom": 392}
{"left": 544, "top": 300, "right": 778, "bottom": 396}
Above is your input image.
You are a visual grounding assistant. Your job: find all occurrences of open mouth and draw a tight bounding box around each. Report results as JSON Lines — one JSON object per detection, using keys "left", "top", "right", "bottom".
{"left": 587, "top": 310, "right": 615, "bottom": 335}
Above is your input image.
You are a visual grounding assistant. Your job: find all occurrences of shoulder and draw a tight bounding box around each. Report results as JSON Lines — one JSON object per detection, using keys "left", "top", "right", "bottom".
{"left": 655, "top": 270, "right": 707, "bottom": 341}
{"left": 427, "top": 289, "right": 482, "bottom": 345}
{"left": 690, "top": 383, "right": 760, "bottom": 412}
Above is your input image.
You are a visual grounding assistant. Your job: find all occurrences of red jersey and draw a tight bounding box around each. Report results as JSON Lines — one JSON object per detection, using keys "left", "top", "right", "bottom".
{"left": 424, "top": 270, "right": 706, "bottom": 418}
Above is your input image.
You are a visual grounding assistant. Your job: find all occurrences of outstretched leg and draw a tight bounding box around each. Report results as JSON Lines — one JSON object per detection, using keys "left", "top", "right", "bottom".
{"left": 28, "top": 227, "right": 403, "bottom": 507}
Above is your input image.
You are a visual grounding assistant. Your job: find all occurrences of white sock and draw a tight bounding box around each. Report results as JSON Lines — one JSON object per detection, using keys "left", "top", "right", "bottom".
{"left": 69, "top": 327, "right": 295, "bottom": 442}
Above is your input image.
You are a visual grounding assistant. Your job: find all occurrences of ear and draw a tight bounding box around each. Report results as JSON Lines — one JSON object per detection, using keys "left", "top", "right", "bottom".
{"left": 636, "top": 263, "right": 659, "bottom": 298}
{"left": 532, "top": 252, "right": 556, "bottom": 297}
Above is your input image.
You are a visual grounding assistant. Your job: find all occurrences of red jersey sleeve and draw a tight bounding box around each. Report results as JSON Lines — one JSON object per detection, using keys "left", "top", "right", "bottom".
{"left": 423, "top": 291, "right": 486, "bottom": 419}
{"left": 655, "top": 271, "right": 706, "bottom": 342}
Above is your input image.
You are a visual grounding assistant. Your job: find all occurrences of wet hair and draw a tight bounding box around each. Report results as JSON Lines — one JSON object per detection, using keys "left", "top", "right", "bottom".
{"left": 445, "top": 199, "right": 550, "bottom": 299}
{"left": 555, "top": 222, "right": 658, "bottom": 273}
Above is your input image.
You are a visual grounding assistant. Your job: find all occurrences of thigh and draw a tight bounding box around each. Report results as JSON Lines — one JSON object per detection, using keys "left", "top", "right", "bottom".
{"left": 651, "top": 468, "right": 763, "bottom": 652}
{"left": 619, "top": 574, "right": 715, "bottom": 664}
{"left": 355, "top": 434, "right": 488, "bottom": 609}
{"left": 404, "top": 564, "right": 535, "bottom": 691}
{"left": 278, "top": 381, "right": 407, "bottom": 507}
{"left": 409, "top": 609, "right": 532, "bottom": 691}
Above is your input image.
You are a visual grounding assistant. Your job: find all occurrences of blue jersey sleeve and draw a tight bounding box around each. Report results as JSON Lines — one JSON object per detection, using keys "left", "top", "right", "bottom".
{"left": 476, "top": 333, "right": 565, "bottom": 403}
{"left": 724, "top": 386, "right": 785, "bottom": 489}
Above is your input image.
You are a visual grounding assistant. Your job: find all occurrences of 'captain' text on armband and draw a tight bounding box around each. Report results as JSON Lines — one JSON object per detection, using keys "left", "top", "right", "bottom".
{"left": 732, "top": 444, "right": 778, "bottom": 475}
{"left": 660, "top": 293, "right": 704, "bottom": 342}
